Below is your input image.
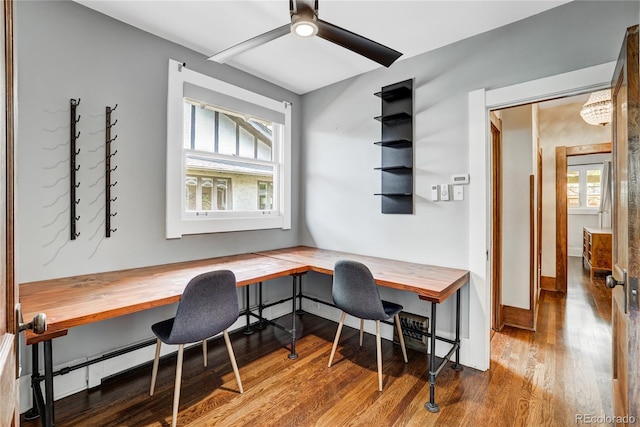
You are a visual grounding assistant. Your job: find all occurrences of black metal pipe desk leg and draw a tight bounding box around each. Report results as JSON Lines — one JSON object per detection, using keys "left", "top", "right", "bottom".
{"left": 288, "top": 275, "right": 298, "bottom": 360}
{"left": 24, "top": 343, "right": 44, "bottom": 422}
{"left": 244, "top": 285, "right": 254, "bottom": 335}
{"left": 44, "top": 340, "right": 55, "bottom": 426}
{"left": 453, "top": 289, "right": 463, "bottom": 372}
{"left": 257, "top": 282, "right": 265, "bottom": 329}
{"left": 425, "top": 302, "right": 439, "bottom": 413}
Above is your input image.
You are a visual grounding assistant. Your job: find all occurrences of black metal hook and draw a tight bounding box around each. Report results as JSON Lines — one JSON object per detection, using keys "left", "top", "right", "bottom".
{"left": 75, "top": 115, "right": 81, "bottom": 123}
{"left": 75, "top": 131, "right": 81, "bottom": 139}
{"left": 109, "top": 228, "right": 117, "bottom": 233}
{"left": 110, "top": 212, "right": 117, "bottom": 217}
{"left": 108, "top": 150, "right": 118, "bottom": 158}
{"left": 110, "top": 166, "right": 117, "bottom": 172}
{"left": 75, "top": 182, "right": 80, "bottom": 188}
{"left": 71, "top": 98, "right": 81, "bottom": 107}
{"left": 111, "top": 104, "right": 118, "bottom": 111}
{"left": 74, "top": 232, "right": 81, "bottom": 238}
{"left": 75, "top": 148, "right": 81, "bottom": 155}
{"left": 75, "top": 215, "right": 80, "bottom": 221}
{"left": 75, "top": 165, "right": 81, "bottom": 171}
{"left": 108, "top": 136, "right": 118, "bottom": 144}
{"left": 75, "top": 198, "right": 80, "bottom": 204}
{"left": 110, "top": 197, "right": 117, "bottom": 202}
{"left": 110, "top": 181, "right": 118, "bottom": 187}
{"left": 107, "top": 119, "right": 118, "bottom": 128}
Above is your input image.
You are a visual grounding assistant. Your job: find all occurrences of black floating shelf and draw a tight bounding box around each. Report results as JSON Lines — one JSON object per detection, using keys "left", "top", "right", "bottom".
{"left": 374, "top": 165, "right": 412, "bottom": 171}
{"left": 374, "top": 139, "right": 412, "bottom": 148}
{"left": 374, "top": 86, "right": 412, "bottom": 101}
{"left": 374, "top": 112, "right": 412, "bottom": 123}
{"left": 375, "top": 78, "right": 413, "bottom": 214}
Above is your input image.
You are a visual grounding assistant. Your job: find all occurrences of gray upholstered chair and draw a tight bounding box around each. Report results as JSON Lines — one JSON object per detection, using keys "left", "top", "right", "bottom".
{"left": 149, "top": 270, "right": 243, "bottom": 427}
{"left": 328, "top": 259, "right": 408, "bottom": 391}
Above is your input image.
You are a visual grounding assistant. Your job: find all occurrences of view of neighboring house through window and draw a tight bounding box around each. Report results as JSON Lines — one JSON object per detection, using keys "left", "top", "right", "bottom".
{"left": 183, "top": 99, "right": 275, "bottom": 214}
{"left": 567, "top": 164, "right": 602, "bottom": 209}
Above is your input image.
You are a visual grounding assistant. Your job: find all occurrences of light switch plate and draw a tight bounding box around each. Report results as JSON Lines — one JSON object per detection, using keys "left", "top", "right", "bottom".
{"left": 440, "top": 184, "right": 450, "bottom": 201}
{"left": 453, "top": 185, "right": 464, "bottom": 201}
{"left": 431, "top": 185, "right": 439, "bottom": 201}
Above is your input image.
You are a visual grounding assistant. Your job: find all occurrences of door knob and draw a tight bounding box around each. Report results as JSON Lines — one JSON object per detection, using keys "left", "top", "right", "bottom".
{"left": 606, "top": 274, "right": 625, "bottom": 289}
{"left": 16, "top": 304, "right": 47, "bottom": 335}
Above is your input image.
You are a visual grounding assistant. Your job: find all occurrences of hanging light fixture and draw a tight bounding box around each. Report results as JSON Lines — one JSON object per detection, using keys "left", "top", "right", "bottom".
{"left": 580, "top": 89, "right": 612, "bottom": 126}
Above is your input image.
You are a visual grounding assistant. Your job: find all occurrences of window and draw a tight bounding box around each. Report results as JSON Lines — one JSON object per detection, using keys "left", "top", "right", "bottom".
{"left": 567, "top": 164, "right": 602, "bottom": 210}
{"left": 166, "top": 60, "right": 291, "bottom": 237}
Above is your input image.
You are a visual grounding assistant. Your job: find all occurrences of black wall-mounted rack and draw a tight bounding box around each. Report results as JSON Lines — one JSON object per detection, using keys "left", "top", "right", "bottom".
{"left": 105, "top": 104, "right": 118, "bottom": 237}
{"left": 374, "top": 79, "right": 414, "bottom": 214}
{"left": 70, "top": 98, "right": 81, "bottom": 239}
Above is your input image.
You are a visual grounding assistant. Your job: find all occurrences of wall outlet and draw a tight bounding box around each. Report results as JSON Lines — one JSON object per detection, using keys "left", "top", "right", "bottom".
{"left": 440, "top": 184, "right": 450, "bottom": 201}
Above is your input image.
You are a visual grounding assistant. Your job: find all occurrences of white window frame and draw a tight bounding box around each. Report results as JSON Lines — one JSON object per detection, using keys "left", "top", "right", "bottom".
{"left": 166, "top": 59, "right": 291, "bottom": 238}
{"left": 567, "top": 163, "right": 603, "bottom": 214}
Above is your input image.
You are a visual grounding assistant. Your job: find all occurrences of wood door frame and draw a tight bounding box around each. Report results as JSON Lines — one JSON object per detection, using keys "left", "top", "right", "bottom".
{"left": 490, "top": 113, "right": 503, "bottom": 331}
{"left": 0, "top": 0, "right": 16, "bottom": 425}
{"left": 555, "top": 142, "right": 612, "bottom": 293}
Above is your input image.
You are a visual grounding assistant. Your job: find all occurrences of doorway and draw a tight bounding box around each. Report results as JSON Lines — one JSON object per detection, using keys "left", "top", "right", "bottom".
{"left": 492, "top": 95, "right": 612, "bottom": 329}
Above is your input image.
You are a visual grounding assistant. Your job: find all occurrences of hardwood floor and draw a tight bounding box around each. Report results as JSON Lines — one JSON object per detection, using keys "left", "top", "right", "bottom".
{"left": 21, "top": 257, "right": 613, "bottom": 426}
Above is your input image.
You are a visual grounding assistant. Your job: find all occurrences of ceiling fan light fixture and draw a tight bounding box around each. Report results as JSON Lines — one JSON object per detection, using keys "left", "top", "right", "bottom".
{"left": 291, "top": 16, "right": 318, "bottom": 37}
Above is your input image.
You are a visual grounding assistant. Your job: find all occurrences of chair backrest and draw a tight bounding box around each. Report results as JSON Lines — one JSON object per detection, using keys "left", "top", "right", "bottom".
{"left": 332, "top": 259, "right": 388, "bottom": 320}
{"left": 167, "top": 270, "right": 239, "bottom": 344}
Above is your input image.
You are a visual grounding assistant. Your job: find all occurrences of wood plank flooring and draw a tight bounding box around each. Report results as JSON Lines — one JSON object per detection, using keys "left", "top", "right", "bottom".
{"left": 21, "top": 256, "right": 613, "bottom": 426}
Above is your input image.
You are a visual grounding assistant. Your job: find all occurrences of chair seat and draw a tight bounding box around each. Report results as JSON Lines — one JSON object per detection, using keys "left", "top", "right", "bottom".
{"left": 382, "top": 300, "right": 403, "bottom": 319}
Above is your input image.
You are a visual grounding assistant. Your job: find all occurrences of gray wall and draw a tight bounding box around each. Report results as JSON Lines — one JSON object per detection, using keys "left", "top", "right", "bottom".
{"left": 299, "top": 0, "right": 638, "bottom": 361}
{"left": 15, "top": 0, "right": 301, "bottom": 404}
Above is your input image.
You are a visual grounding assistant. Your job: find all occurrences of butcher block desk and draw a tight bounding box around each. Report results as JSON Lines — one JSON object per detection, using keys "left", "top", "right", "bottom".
{"left": 20, "top": 246, "right": 469, "bottom": 425}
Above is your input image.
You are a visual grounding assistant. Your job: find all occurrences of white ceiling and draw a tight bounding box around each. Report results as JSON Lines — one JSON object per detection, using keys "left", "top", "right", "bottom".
{"left": 74, "top": 0, "right": 571, "bottom": 94}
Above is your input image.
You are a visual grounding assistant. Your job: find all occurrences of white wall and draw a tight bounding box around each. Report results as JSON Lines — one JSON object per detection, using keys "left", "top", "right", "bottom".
{"left": 500, "top": 105, "right": 533, "bottom": 309}
{"left": 538, "top": 101, "right": 612, "bottom": 276}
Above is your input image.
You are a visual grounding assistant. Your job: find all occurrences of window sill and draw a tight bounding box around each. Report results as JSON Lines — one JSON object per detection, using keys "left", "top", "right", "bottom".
{"left": 169, "top": 215, "right": 286, "bottom": 237}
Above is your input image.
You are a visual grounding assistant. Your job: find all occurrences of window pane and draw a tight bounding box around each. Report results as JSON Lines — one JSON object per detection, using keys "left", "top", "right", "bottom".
{"left": 194, "top": 107, "right": 215, "bottom": 152}
{"left": 218, "top": 113, "right": 237, "bottom": 156}
{"left": 586, "top": 169, "right": 601, "bottom": 207}
{"left": 185, "top": 154, "right": 274, "bottom": 212}
{"left": 567, "top": 170, "right": 580, "bottom": 207}
{"left": 257, "top": 139, "right": 271, "bottom": 161}
{"left": 239, "top": 127, "right": 255, "bottom": 159}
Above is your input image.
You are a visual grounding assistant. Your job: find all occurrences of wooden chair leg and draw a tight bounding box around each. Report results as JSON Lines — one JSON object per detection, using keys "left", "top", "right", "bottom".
{"left": 223, "top": 330, "right": 244, "bottom": 394}
{"left": 328, "top": 312, "right": 347, "bottom": 367}
{"left": 376, "top": 320, "right": 382, "bottom": 391}
{"left": 202, "top": 339, "right": 208, "bottom": 367}
{"left": 171, "top": 344, "right": 184, "bottom": 427}
{"left": 394, "top": 314, "right": 408, "bottom": 363}
{"left": 150, "top": 338, "right": 161, "bottom": 396}
{"left": 359, "top": 318, "right": 364, "bottom": 347}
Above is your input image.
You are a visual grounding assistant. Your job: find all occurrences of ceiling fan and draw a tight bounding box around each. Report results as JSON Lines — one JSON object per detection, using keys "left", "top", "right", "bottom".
{"left": 207, "top": 0, "right": 402, "bottom": 67}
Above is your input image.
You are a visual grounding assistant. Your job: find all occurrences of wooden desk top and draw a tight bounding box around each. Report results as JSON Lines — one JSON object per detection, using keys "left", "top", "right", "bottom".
{"left": 20, "top": 253, "right": 306, "bottom": 344}
{"left": 20, "top": 246, "right": 469, "bottom": 344}
{"left": 257, "top": 246, "right": 470, "bottom": 304}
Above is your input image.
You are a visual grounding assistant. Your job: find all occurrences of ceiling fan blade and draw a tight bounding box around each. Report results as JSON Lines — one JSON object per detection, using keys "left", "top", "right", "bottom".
{"left": 208, "top": 24, "right": 290, "bottom": 63}
{"left": 315, "top": 19, "right": 402, "bottom": 67}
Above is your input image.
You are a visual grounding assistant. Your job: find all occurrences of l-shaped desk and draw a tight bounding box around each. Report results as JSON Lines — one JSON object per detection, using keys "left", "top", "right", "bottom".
{"left": 20, "top": 246, "right": 469, "bottom": 426}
